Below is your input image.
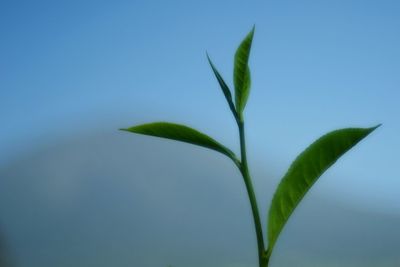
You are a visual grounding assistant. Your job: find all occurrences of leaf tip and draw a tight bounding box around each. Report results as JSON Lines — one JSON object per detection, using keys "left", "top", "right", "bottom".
{"left": 206, "top": 52, "right": 212, "bottom": 63}
{"left": 368, "top": 123, "right": 382, "bottom": 133}
{"left": 249, "top": 25, "right": 255, "bottom": 39}
{"left": 373, "top": 123, "right": 382, "bottom": 129}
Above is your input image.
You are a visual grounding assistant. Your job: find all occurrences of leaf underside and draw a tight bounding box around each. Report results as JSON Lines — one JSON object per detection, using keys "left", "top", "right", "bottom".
{"left": 267, "top": 125, "right": 380, "bottom": 255}
{"left": 234, "top": 26, "right": 254, "bottom": 115}
{"left": 207, "top": 54, "right": 237, "bottom": 119}
{"left": 121, "top": 122, "right": 237, "bottom": 162}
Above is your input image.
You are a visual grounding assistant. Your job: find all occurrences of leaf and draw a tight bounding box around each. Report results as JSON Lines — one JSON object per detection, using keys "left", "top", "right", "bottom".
{"left": 121, "top": 122, "right": 238, "bottom": 163}
{"left": 207, "top": 53, "right": 238, "bottom": 119}
{"left": 234, "top": 26, "right": 255, "bottom": 116}
{"left": 267, "top": 125, "right": 380, "bottom": 256}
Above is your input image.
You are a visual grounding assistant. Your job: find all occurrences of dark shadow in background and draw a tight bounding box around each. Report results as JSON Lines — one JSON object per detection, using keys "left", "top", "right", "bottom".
{"left": 0, "top": 229, "right": 14, "bottom": 267}
{"left": 0, "top": 131, "right": 399, "bottom": 267}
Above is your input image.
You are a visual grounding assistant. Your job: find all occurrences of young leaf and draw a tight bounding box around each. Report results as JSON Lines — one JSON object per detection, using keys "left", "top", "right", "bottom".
{"left": 267, "top": 125, "right": 380, "bottom": 256}
{"left": 207, "top": 53, "right": 238, "bottom": 120}
{"left": 234, "top": 26, "right": 255, "bottom": 116}
{"left": 121, "top": 122, "right": 238, "bottom": 164}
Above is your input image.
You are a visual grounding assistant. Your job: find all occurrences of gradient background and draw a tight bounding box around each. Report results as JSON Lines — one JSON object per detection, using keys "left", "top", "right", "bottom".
{"left": 0, "top": 0, "right": 399, "bottom": 266}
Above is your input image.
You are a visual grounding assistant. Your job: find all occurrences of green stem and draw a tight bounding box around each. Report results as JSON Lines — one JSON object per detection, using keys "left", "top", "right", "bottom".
{"left": 238, "top": 120, "right": 268, "bottom": 267}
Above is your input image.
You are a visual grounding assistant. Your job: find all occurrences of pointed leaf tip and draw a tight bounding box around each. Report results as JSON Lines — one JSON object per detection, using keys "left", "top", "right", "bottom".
{"left": 372, "top": 123, "right": 382, "bottom": 130}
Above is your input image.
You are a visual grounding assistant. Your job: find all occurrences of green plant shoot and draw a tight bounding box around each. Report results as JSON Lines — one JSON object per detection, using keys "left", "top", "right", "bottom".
{"left": 121, "top": 27, "right": 380, "bottom": 267}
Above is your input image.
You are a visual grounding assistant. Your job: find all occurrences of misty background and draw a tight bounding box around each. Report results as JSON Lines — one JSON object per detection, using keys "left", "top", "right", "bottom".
{"left": 1, "top": 0, "right": 400, "bottom": 266}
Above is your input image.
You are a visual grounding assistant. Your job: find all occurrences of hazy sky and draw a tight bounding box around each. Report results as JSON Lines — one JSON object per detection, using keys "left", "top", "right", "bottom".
{"left": 1, "top": 0, "right": 399, "bottom": 215}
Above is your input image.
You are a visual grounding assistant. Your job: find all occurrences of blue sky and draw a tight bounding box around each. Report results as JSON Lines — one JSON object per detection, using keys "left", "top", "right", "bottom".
{"left": 1, "top": 0, "right": 399, "bottom": 214}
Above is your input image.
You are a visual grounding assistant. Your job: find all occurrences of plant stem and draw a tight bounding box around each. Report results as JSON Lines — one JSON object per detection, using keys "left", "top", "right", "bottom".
{"left": 238, "top": 120, "right": 268, "bottom": 267}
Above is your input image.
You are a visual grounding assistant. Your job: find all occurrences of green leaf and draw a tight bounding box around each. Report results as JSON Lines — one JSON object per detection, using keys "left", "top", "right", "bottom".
{"left": 207, "top": 53, "right": 238, "bottom": 119}
{"left": 267, "top": 125, "right": 380, "bottom": 256}
{"left": 121, "top": 122, "right": 238, "bottom": 163}
{"left": 234, "top": 26, "right": 255, "bottom": 116}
